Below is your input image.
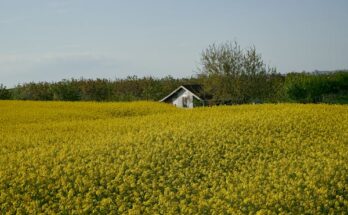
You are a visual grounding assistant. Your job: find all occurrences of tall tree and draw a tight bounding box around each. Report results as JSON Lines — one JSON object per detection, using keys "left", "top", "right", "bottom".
{"left": 0, "top": 84, "right": 11, "bottom": 100}
{"left": 199, "top": 41, "right": 277, "bottom": 104}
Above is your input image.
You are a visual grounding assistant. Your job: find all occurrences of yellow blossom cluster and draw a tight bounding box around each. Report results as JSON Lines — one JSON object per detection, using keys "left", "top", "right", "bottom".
{"left": 0, "top": 101, "right": 347, "bottom": 214}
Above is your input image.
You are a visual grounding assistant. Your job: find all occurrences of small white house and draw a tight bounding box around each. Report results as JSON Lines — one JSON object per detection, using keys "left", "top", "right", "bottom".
{"left": 160, "top": 85, "right": 207, "bottom": 108}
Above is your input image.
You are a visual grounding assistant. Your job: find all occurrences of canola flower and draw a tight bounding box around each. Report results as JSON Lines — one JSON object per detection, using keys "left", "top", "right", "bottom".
{"left": 0, "top": 101, "right": 347, "bottom": 214}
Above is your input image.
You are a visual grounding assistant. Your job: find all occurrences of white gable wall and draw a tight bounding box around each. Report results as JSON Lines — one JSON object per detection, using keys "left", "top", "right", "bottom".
{"left": 172, "top": 89, "right": 194, "bottom": 108}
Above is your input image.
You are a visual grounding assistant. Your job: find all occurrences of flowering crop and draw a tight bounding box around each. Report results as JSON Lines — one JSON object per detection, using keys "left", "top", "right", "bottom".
{"left": 0, "top": 101, "right": 347, "bottom": 214}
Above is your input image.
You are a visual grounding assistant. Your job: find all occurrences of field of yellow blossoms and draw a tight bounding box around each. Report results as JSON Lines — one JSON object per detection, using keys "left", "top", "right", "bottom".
{"left": 0, "top": 101, "right": 347, "bottom": 214}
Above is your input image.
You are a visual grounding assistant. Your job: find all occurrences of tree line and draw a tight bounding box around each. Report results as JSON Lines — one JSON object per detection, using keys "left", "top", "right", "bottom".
{"left": 198, "top": 42, "right": 347, "bottom": 104}
{"left": 1, "top": 42, "right": 347, "bottom": 104}
{"left": 0, "top": 76, "right": 197, "bottom": 102}
{"left": 1, "top": 71, "right": 346, "bottom": 104}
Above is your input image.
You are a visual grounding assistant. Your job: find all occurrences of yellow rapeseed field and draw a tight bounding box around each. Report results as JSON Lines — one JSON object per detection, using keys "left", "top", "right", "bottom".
{"left": 0, "top": 101, "right": 347, "bottom": 214}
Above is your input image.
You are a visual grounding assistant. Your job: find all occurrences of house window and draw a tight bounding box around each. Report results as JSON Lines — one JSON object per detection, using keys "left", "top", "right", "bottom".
{"left": 182, "top": 96, "right": 188, "bottom": 108}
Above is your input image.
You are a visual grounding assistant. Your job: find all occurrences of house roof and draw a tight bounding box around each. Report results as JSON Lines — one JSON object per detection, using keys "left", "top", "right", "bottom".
{"left": 160, "top": 84, "right": 210, "bottom": 102}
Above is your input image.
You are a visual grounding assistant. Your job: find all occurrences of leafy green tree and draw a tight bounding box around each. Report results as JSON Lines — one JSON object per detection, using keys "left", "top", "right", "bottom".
{"left": 199, "top": 41, "right": 277, "bottom": 104}
{"left": 0, "top": 84, "right": 11, "bottom": 100}
{"left": 284, "top": 71, "right": 348, "bottom": 103}
{"left": 51, "top": 79, "right": 81, "bottom": 101}
{"left": 79, "top": 78, "right": 111, "bottom": 101}
{"left": 10, "top": 82, "right": 53, "bottom": 100}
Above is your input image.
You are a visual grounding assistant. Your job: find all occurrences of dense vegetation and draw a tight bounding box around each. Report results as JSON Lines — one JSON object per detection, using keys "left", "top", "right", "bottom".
{"left": 0, "top": 101, "right": 347, "bottom": 213}
{"left": 198, "top": 42, "right": 347, "bottom": 104}
{"left": 1, "top": 42, "right": 347, "bottom": 103}
{"left": 1, "top": 76, "right": 194, "bottom": 102}
{"left": 1, "top": 70, "right": 347, "bottom": 104}
{"left": 198, "top": 41, "right": 280, "bottom": 104}
{"left": 284, "top": 71, "right": 348, "bottom": 103}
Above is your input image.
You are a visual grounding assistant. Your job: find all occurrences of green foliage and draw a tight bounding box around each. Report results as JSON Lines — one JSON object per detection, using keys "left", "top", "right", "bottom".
{"left": 0, "top": 84, "right": 11, "bottom": 100}
{"left": 79, "top": 78, "right": 111, "bottom": 101}
{"left": 199, "top": 41, "right": 279, "bottom": 104}
{"left": 9, "top": 76, "right": 197, "bottom": 102}
{"left": 284, "top": 71, "right": 348, "bottom": 103}
{"left": 192, "top": 97, "right": 204, "bottom": 107}
{"left": 3, "top": 48, "right": 347, "bottom": 105}
{"left": 11, "top": 82, "right": 53, "bottom": 100}
{"left": 51, "top": 79, "right": 81, "bottom": 101}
